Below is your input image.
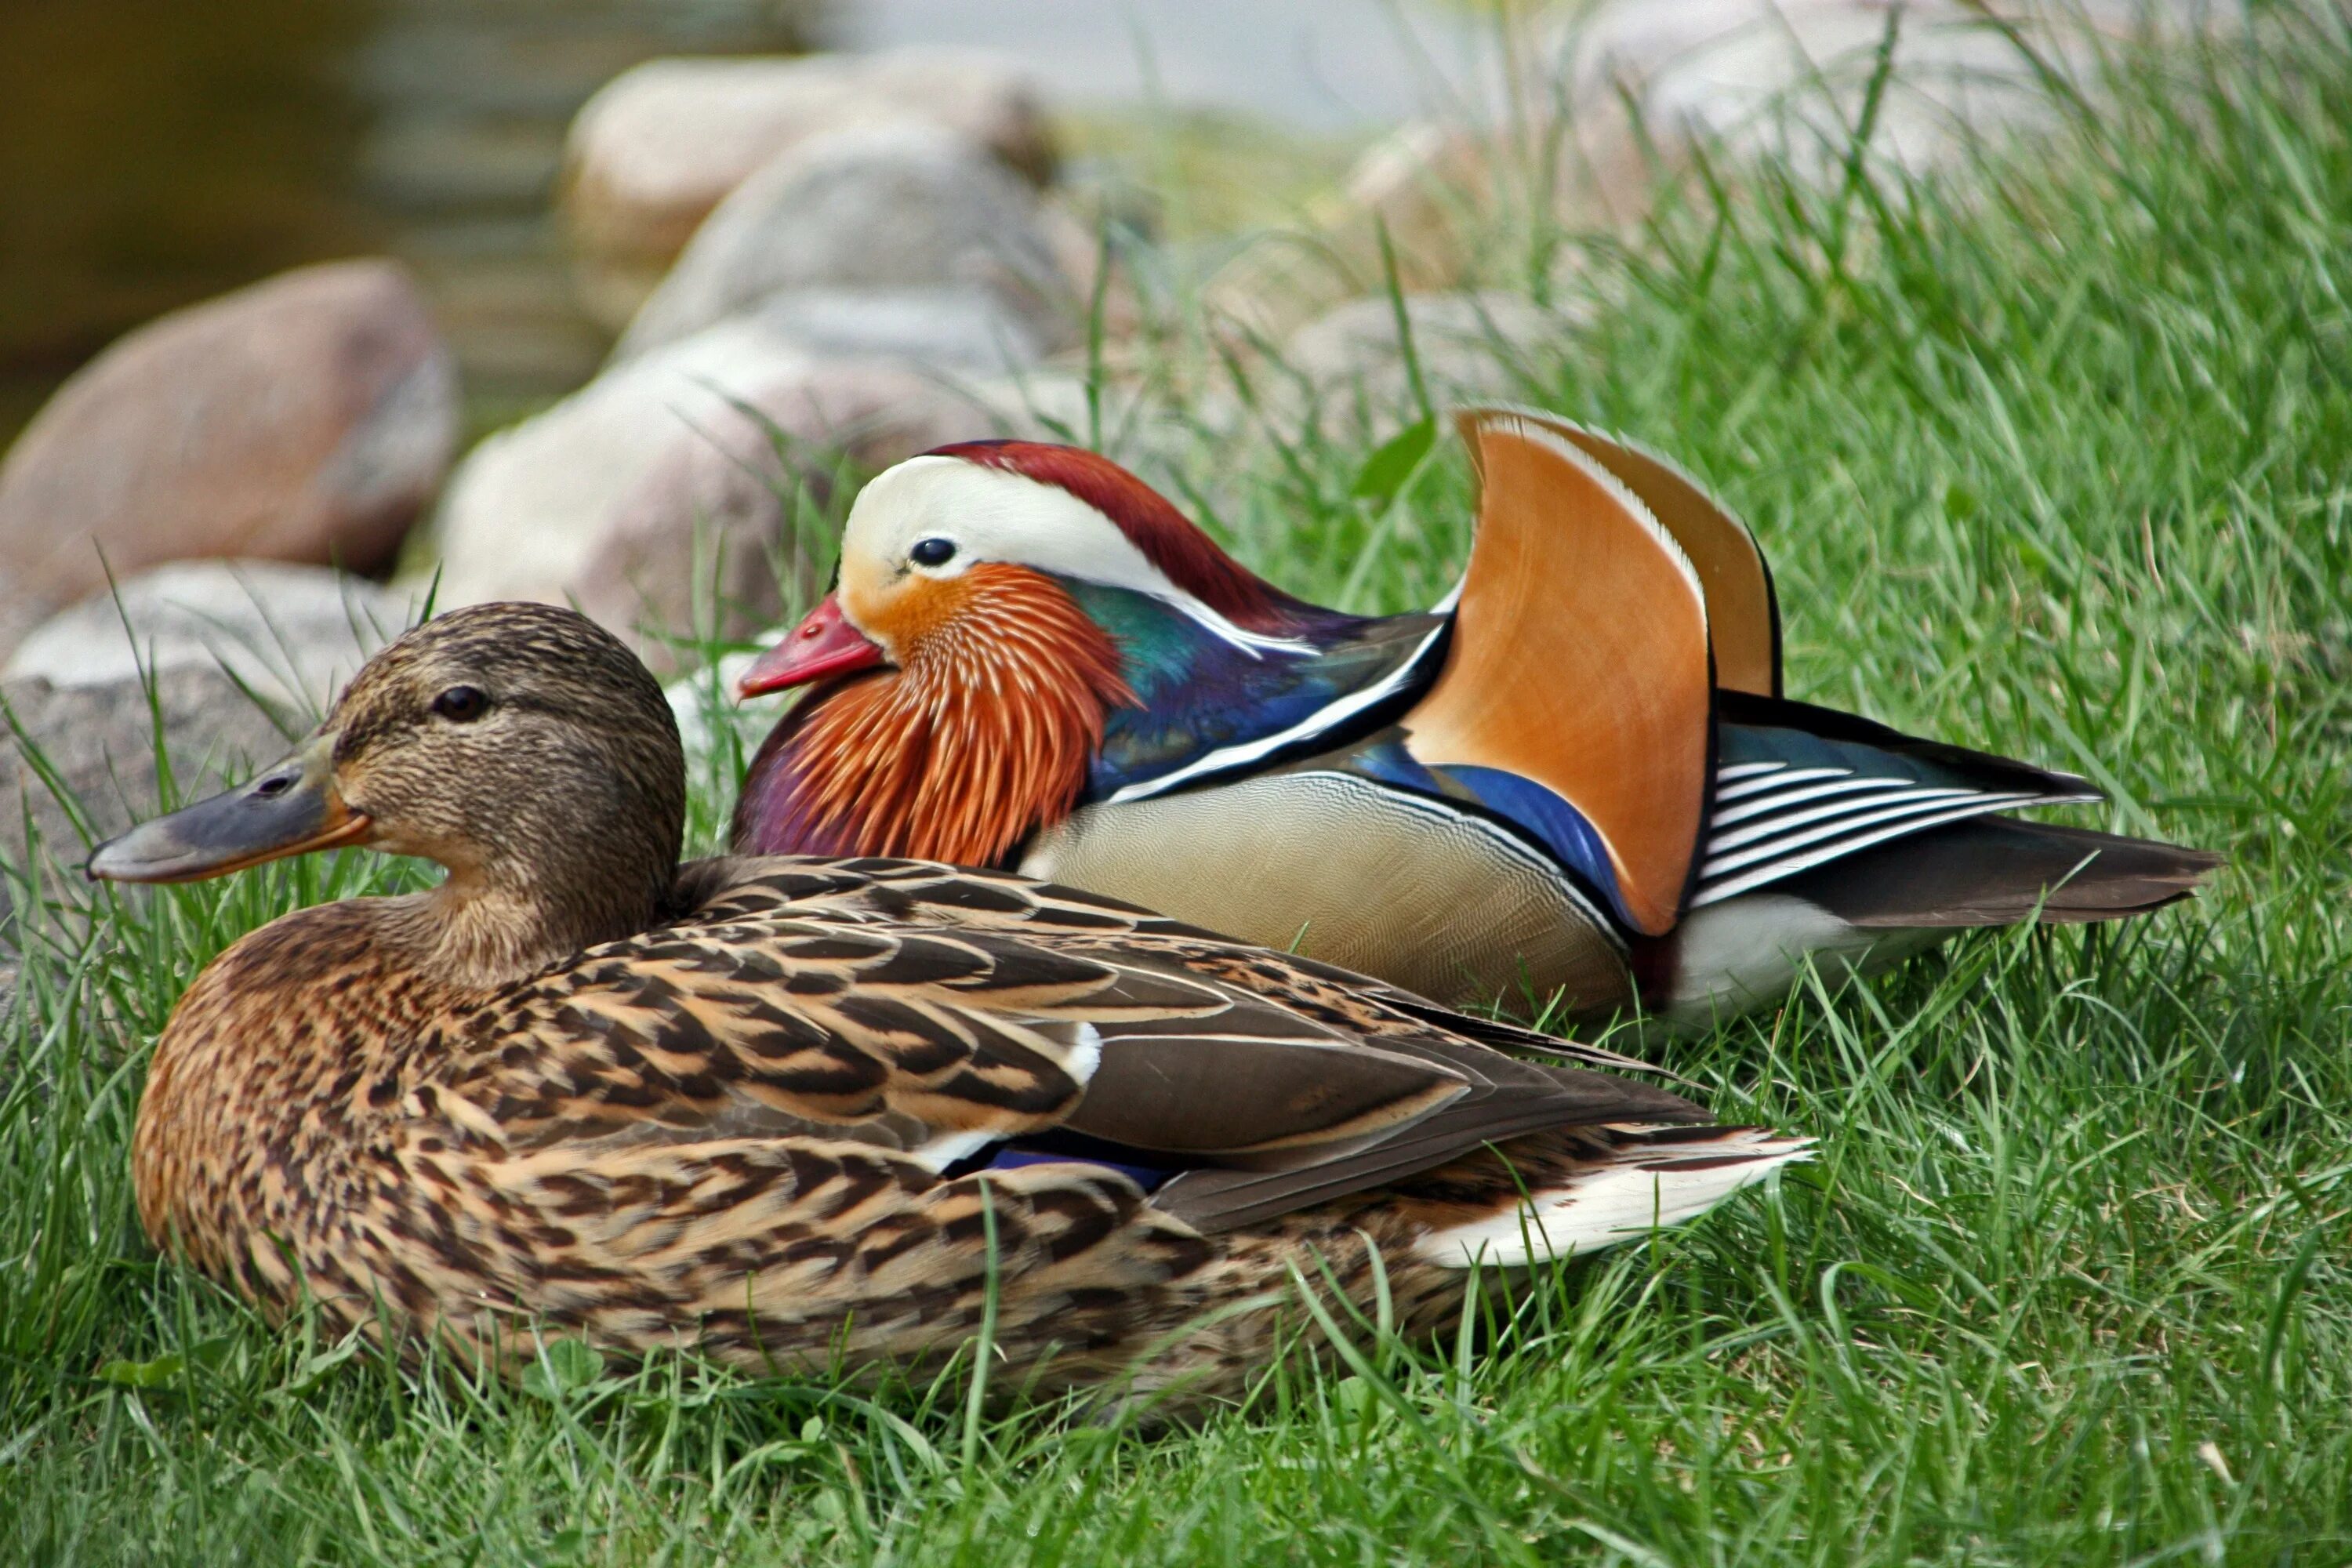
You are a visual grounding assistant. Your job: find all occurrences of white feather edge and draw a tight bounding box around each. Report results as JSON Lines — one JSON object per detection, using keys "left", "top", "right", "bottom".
{"left": 1103, "top": 620, "right": 1452, "bottom": 805}
{"left": 1688, "top": 794, "right": 2080, "bottom": 907}
{"left": 1416, "top": 1131, "right": 1813, "bottom": 1267}
{"left": 903, "top": 1024, "right": 1103, "bottom": 1174}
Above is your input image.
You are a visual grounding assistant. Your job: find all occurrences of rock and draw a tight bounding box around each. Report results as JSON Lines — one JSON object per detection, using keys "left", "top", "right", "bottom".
{"left": 0, "top": 260, "right": 459, "bottom": 663}
{"left": 1203, "top": 123, "right": 1494, "bottom": 344}
{"left": 0, "top": 666, "right": 293, "bottom": 884}
{"left": 1207, "top": 2, "right": 2223, "bottom": 337}
{"left": 2, "top": 561, "right": 422, "bottom": 720}
{"left": 1547, "top": 0, "right": 2154, "bottom": 189}
{"left": 0, "top": 560, "right": 416, "bottom": 896}
{"left": 565, "top": 49, "right": 1057, "bottom": 331}
{"left": 613, "top": 124, "right": 1073, "bottom": 365}
{"left": 426, "top": 318, "right": 1023, "bottom": 669}
{"left": 734, "top": 285, "right": 1051, "bottom": 370}
{"left": 1274, "top": 292, "right": 1569, "bottom": 440}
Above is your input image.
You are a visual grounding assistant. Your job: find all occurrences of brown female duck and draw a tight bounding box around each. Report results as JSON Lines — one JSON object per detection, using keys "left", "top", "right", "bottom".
{"left": 91, "top": 602, "right": 1805, "bottom": 1403}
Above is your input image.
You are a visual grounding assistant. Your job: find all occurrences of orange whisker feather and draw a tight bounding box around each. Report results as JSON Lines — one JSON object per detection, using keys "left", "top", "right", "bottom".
{"left": 779, "top": 565, "right": 1134, "bottom": 866}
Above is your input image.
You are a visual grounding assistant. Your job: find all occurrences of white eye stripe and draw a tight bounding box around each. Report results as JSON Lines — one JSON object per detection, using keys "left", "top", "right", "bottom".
{"left": 846, "top": 457, "right": 1308, "bottom": 659}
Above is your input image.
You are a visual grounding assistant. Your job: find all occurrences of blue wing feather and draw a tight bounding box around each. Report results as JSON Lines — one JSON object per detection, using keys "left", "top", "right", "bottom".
{"left": 1062, "top": 579, "right": 1450, "bottom": 803}
{"left": 1315, "top": 731, "right": 1640, "bottom": 935}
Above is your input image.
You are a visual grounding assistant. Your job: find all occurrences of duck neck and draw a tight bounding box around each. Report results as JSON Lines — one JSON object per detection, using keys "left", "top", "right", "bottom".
{"left": 738, "top": 568, "right": 1134, "bottom": 866}
{"left": 377, "top": 822, "right": 680, "bottom": 993}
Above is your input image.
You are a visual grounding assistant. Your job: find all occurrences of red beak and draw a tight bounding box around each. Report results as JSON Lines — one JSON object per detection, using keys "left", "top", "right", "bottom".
{"left": 735, "top": 595, "right": 887, "bottom": 698}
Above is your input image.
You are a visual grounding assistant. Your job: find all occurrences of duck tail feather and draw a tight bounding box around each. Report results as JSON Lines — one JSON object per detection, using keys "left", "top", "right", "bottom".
{"left": 1415, "top": 1125, "right": 1812, "bottom": 1268}
{"left": 1782, "top": 816, "right": 2224, "bottom": 929}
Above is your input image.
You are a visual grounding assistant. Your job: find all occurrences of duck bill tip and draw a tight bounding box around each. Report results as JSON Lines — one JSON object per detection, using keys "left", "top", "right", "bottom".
{"left": 84, "top": 735, "right": 372, "bottom": 884}
{"left": 735, "top": 597, "right": 887, "bottom": 699}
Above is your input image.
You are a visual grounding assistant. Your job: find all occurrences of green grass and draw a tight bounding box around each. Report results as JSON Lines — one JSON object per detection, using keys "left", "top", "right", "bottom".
{"left": 6, "top": 8, "right": 2352, "bottom": 1563}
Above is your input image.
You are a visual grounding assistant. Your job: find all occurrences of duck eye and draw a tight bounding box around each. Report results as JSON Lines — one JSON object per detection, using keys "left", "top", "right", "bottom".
{"left": 430, "top": 685, "right": 489, "bottom": 723}
{"left": 909, "top": 537, "right": 956, "bottom": 568}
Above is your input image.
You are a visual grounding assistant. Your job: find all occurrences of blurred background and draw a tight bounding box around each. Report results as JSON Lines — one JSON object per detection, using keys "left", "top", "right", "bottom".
{"left": 0, "top": 0, "right": 1486, "bottom": 447}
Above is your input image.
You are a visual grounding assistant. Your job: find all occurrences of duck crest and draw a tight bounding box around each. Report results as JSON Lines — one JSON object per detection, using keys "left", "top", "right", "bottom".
{"left": 735, "top": 564, "right": 1138, "bottom": 864}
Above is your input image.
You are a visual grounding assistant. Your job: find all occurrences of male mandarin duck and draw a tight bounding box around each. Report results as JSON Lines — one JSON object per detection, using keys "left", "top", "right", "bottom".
{"left": 89, "top": 602, "right": 1804, "bottom": 1402}
{"left": 732, "top": 408, "right": 2220, "bottom": 1023}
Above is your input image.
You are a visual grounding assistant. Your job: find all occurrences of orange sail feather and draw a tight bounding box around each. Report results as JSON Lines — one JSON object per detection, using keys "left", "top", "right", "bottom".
{"left": 1403, "top": 412, "right": 1715, "bottom": 936}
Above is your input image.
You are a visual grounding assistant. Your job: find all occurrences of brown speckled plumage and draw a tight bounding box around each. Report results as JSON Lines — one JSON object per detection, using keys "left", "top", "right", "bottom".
{"left": 114, "top": 604, "right": 1806, "bottom": 1406}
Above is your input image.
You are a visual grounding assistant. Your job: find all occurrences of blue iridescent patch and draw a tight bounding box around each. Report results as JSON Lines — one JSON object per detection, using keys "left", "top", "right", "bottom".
{"left": 985, "top": 1147, "right": 1175, "bottom": 1192}
{"left": 1439, "top": 764, "right": 1633, "bottom": 929}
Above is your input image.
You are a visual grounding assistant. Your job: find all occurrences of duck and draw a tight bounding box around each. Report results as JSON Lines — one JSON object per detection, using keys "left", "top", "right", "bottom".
{"left": 731, "top": 406, "right": 2221, "bottom": 1025}
{"left": 89, "top": 601, "right": 1806, "bottom": 1403}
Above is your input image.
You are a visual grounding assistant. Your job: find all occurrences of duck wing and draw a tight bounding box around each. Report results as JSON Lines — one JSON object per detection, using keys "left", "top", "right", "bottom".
{"left": 686, "top": 856, "right": 1675, "bottom": 1076}
{"left": 448, "top": 860, "right": 1704, "bottom": 1229}
{"left": 1316, "top": 411, "right": 2136, "bottom": 930}
{"left": 1066, "top": 582, "right": 1450, "bottom": 806}
{"left": 1686, "top": 691, "right": 2107, "bottom": 908}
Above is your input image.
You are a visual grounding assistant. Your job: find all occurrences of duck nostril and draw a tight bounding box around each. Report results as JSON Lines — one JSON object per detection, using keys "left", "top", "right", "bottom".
{"left": 801, "top": 622, "right": 821, "bottom": 638}
{"left": 254, "top": 774, "right": 293, "bottom": 799}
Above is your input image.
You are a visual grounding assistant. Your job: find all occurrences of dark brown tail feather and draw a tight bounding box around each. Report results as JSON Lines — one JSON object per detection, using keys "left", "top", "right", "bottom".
{"left": 1780, "top": 818, "right": 2223, "bottom": 930}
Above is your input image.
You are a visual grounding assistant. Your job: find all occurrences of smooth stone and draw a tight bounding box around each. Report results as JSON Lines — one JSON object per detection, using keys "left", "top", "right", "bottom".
{"left": 426, "top": 318, "right": 1017, "bottom": 670}
{"left": 564, "top": 48, "right": 1054, "bottom": 329}
{"left": 3, "top": 561, "right": 421, "bottom": 720}
{"left": 1206, "top": 1, "right": 2220, "bottom": 337}
{"left": 1546, "top": 0, "right": 2166, "bottom": 183}
{"left": 0, "top": 260, "right": 458, "bottom": 664}
{"left": 735, "top": 285, "right": 1050, "bottom": 371}
{"left": 0, "top": 666, "right": 294, "bottom": 882}
{"left": 612, "top": 123, "right": 1073, "bottom": 365}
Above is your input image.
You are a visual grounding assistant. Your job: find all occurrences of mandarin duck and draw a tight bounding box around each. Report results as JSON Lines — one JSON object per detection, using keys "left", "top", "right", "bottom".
{"left": 731, "top": 408, "right": 2221, "bottom": 1025}
{"left": 90, "top": 602, "right": 1804, "bottom": 1403}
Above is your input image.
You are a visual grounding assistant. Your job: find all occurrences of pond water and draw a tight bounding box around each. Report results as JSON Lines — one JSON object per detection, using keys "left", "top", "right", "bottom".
{"left": 0, "top": 0, "right": 1483, "bottom": 448}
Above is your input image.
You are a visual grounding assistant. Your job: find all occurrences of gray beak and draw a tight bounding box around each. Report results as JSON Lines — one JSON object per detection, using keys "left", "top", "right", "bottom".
{"left": 86, "top": 732, "right": 372, "bottom": 884}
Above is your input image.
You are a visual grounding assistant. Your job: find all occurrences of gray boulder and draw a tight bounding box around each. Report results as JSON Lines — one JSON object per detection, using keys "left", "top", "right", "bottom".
{"left": 736, "top": 285, "right": 1049, "bottom": 371}
{"left": 0, "top": 260, "right": 458, "bottom": 662}
{"left": 564, "top": 48, "right": 1056, "bottom": 330}
{"left": 0, "top": 561, "right": 420, "bottom": 895}
{"left": 613, "top": 124, "right": 1073, "bottom": 365}
{"left": 426, "top": 317, "right": 1020, "bottom": 670}
{"left": 3, "top": 561, "right": 421, "bottom": 720}
{"left": 0, "top": 666, "right": 292, "bottom": 885}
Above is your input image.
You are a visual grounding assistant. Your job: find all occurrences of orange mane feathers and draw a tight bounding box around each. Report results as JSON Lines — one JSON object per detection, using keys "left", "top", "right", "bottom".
{"left": 781, "top": 564, "right": 1135, "bottom": 866}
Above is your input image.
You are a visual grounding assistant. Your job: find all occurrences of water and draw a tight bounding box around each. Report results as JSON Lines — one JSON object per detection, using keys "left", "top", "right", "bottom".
{"left": 0, "top": 0, "right": 1480, "bottom": 450}
{"left": 0, "top": 0, "right": 820, "bottom": 447}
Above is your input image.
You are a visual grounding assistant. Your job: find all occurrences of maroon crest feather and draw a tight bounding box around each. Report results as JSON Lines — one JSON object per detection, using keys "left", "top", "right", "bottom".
{"left": 927, "top": 441, "right": 1301, "bottom": 633}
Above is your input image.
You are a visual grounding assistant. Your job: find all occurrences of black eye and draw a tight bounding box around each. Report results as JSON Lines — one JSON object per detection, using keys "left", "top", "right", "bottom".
{"left": 431, "top": 685, "right": 489, "bottom": 723}
{"left": 909, "top": 537, "right": 956, "bottom": 568}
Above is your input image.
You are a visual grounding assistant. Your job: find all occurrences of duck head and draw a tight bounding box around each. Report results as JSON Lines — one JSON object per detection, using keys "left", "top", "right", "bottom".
{"left": 89, "top": 602, "right": 687, "bottom": 986}
{"left": 732, "top": 441, "right": 1313, "bottom": 866}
